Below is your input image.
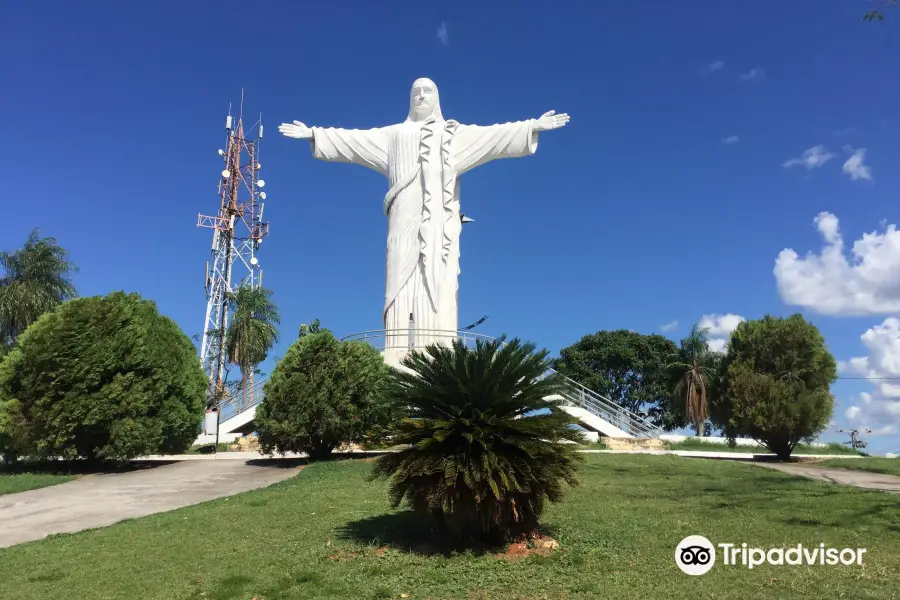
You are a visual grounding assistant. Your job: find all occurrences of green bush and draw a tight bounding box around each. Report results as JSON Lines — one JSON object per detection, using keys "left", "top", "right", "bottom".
{"left": 0, "top": 292, "right": 206, "bottom": 461}
{"left": 714, "top": 314, "right": 837, "bottom": 459}
{"left": 255, "top": 331, "right": 392, "bottom": 459}
{"left": 373, "top": 337, "right": 583, "bottom": 543}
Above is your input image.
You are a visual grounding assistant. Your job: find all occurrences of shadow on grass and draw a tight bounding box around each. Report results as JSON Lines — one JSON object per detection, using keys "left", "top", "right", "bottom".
{"left": 337, "top": 510, "right": 561, "bottom": 557}
{"left": 783, "top": 501, "right": 900, "bottom": 529}
{"left": 245, "top": 451, "right": 389, "bottom": 469}
{"left": 0, "top": 459, "right": 176, "bottom": 476}
{"left": 245, "top": 457, "right": 309, "bottom": 469}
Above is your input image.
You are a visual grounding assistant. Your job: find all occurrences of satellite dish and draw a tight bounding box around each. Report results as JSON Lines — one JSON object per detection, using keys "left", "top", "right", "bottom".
{"left": 221, "top": 169, "right": 230, "bottom": 178}
{"left": 217, "top": 149, "right": 225, "bottom": 157}
{"left": 250, "top": 257, "right": 259, "bottom": 266}
{"left": 256, "top": 179, "right": 266, "bottom": 188}
{"left": 259, "top": 192, "right": 267, "bottom": 200}
{"left": 255, "top": 163, "right": 262, "bottom": 170}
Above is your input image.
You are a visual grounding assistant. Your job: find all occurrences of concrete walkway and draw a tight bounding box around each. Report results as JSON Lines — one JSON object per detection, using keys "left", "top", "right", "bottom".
{"left": 754, "top": 462, "right": 900, "bottom": 493}
{"left": 0, "top": 460, "right": 302, "bottom": 548}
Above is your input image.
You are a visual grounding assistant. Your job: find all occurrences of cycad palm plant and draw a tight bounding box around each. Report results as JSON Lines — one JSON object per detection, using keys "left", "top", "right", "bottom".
{"left": 225, "top": 285, "right": 280, "bottom": 409}
{"left": 0, "top": 229, "right": 77, "bottom": 347}
{"left": 666, "top": 325, "right": 718, "bottom": 435}
{"left": 373, "top": 337, "right": 583, "bottom": 543}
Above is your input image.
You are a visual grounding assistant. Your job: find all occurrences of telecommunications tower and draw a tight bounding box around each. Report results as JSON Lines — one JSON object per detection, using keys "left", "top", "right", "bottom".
{"left": 197, "top": 100, "right": 270, "bottom": 408}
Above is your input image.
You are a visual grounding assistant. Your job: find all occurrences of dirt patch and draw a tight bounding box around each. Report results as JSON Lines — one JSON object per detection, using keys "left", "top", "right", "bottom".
{"left": 327, "top": 549, "right": 359, "bottom": 561}
{"left": 496, "top": 535, "right": 560, "bottom": 560}
{"left": 373, "top": 546, "right": 388, "bottom": 555}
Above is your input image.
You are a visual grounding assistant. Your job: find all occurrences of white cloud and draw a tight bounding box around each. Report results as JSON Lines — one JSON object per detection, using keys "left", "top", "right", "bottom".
{"left": 707, "top": 338, "right": 728, "bottom": 353}
{"left": 739, "top": 67, "right": 765, "bottom": 81}
{"left": 437, "top": 21, "right": 449, "bottom": 45}
{"left": 722, "top": 135, "right": 739, "bottom": 145}
{"left": 774, "top": 212, "right": 900, "bottom": 315}
{"left": 661, "top": 320, "right": 679, "bottom": 332}
{"left": 783, "top": 145, "right": 835, "bottom": 170}
{"left": 842, "top": 147, "right": 873, "bottom": 182}
{"left": 705, "top": 60, "right": 724, "bottom": 73}
{"left": 698, "top": 313, "right": 746, "bottom": 353}
{"left": 840, "top": 319, "right": 900, "bottom": 436}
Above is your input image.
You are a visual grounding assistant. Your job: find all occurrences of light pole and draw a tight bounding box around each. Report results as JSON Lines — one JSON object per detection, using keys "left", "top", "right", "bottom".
{"left": 837, "top": 428, "right": 872, "bottom": 450}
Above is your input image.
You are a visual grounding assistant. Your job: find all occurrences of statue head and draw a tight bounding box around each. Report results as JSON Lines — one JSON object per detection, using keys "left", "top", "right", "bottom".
{"left": 406, "top": 77, "right": 444, "bottom": 123}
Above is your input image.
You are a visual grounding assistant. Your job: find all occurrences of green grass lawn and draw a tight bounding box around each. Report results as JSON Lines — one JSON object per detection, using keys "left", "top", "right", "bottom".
{"left": 1, "top": 454, "right": 898, "bottom": 600}
{"left": 812, "top": 457, "right": 900, "bottom": 477}
{"left": 0, "top": 472, "right": 76, "bottom": 495}
{"left": 664, "top": 438, "right": 861, "bottom": 455}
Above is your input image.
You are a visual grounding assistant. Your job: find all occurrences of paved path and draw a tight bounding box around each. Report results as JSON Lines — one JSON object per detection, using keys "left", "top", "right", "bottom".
{"left": 0, "top": 460, "right": 302, "bottom": 548}
{"left": 754, "top": 462, "right": 900, "bottom": 493}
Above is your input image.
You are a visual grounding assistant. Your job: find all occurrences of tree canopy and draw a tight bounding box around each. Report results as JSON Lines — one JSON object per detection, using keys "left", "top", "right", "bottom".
{"left": 255, "top": 330, "right": 392, "bottom": 459}
{"left": 0, "top": 292, "right": 206, "bottom": 461}
{"left": 665, "top": 325, "right": 721, "bottom": 435}
{"left": 0, "top": 229, "right": 77, "bottom": 348}
{"left": 714, "top": 314, "right": 837, "bottom": 459}
{"left": 225, "top": 284, "right": 280, "bottom": 408}
{"left": 554, "top": 329, "right": 677, "bottom": 424}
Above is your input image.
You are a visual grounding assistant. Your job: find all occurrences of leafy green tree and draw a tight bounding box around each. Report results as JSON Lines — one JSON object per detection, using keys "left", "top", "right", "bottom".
{"left": 554, "top": 330, "right": 677, "bottom": 423}
{"left": 0, "top": 397, "right": 23, "bottom": 462}
{"left": 225, "top": 285, "right": 280, "bottom": 409}
{"left": 714, "top": 314, "right": 837, "bottom": 459}
{"left": 0, "top": 229, "right": 77, "bottom": 349}
{"left": 0, "top": 292, "right": 206, "bottom": 461}
{"left": 298, "top": 318, "right": 322, "bottom": 338}
{"left": 665, "top": 325, "right": 721, "bottom": 435}
{"left": 373, "top": 337, "right": 583, "bottom": 543}
{"left": 256, "top": 331, "right": 391, "bottom": 459}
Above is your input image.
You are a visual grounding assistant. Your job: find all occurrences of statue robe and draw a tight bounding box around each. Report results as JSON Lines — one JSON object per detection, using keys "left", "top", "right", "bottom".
{"left": 310, "top": 117, "right": 538, "bottom": 348}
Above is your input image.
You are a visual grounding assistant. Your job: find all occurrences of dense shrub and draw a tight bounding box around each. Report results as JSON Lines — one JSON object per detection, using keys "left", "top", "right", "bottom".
{"left": 714, "top": 314, "right": 837, "bottom": 459}
{"left": 255, "top": 331, "right": 392, "bottom": 459}
{"left": 373, "top": 337, "right": 583, "bottom": 543}
{"left": 553, "top": 329, "right": 676, "bottom": 424}
{"left": 0, "top": 292, "right": 206, "bottom": 461}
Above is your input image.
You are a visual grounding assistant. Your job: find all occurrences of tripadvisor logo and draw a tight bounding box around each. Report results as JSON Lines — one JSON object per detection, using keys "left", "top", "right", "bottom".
{"left": 674, "top": 536, "right": 867, "bottom": 575}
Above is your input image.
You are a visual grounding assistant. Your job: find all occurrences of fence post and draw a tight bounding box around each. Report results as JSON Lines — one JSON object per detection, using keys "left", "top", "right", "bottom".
{"left": 408, "top": 312, "right": 415, "bottom": 350}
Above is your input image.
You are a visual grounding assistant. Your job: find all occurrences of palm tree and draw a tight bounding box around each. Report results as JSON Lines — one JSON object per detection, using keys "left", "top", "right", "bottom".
{"left": 0, "top": 229, "right": 77, "bottom": 348}
{"left": 666, "top": 325, "right": 718, "bottom": 436}
{"left": 224, "top": 285, "right": 280, "bottom": 409}
{"left": 372, "top": 337, "right": 583, "bottom": 543}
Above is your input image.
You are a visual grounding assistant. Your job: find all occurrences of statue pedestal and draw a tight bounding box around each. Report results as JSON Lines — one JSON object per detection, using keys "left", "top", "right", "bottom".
{"left": 382, "top": 347, "right": 414, "bottom": 371}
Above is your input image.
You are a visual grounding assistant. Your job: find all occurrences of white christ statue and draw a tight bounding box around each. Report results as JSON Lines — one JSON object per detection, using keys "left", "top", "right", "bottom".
{"left": 279, "top": 77, "right": 569, "bottom": 354}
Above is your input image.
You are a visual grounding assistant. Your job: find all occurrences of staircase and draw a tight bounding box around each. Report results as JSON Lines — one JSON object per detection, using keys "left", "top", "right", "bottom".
{"left": 205, "top": 330, "right": 664, "bottom": 440}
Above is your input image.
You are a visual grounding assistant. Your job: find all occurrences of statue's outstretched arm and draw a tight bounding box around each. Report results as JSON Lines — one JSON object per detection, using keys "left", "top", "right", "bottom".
{"left": 452, "top": 110, "right": 570, "bottom": 175}
{"left": 279, "top": 120, "right": 390, "bottom": 175}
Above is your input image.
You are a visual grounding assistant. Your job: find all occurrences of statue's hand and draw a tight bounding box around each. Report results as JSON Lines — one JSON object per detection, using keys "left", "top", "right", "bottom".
{"left": 278, "top": 120, "right": 313, "bottom": 139}
{"left": 533, "top": 110, "right": 570, "bottom": 132}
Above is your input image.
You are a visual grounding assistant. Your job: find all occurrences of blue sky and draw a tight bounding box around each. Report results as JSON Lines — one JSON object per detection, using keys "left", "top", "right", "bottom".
{"left": 3, "top": 1, "right": 899, "bottom": 454}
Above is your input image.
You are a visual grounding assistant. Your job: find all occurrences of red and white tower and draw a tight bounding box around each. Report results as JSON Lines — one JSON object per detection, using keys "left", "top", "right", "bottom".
{"left": 197, "top": 101, "right": 269, "bottom": 410}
